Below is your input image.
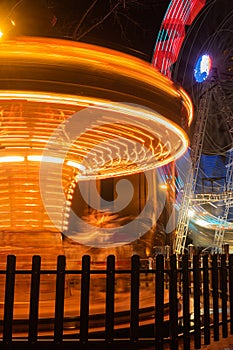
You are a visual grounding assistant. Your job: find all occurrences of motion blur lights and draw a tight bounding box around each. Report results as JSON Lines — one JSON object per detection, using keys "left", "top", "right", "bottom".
{"left": 66, "top": 161, "right": 86, "bottom": 172}
{"left": 0, "top": 90, "right": 190, "bottom": 179}
{"left": 160, "top": 184, "right": 168, "bottom": 190}
{"left": 28, "top": 155, "right": 63, "bottom": 164}
{"left": 0, "top": 156, "right": 24, "bottom": 163}
{"left": 194, "top": 54, "right": 212, "bottom": 83}
{"left": 0, "top": 155, "right": 85, "bottom": 170}
{"left": 188, "top": 209, "right": 195, "bottom": 218}
{"left": 0, "top": 38, "right": 193, "bottom": 243}
{"left": 196, "top": 218, "right": 209, "bottom": 227}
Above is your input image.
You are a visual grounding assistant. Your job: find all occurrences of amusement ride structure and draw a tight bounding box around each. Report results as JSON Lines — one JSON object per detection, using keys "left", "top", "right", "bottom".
{"left": 174, "top": 68, "right": 233, "bottom": 254}
{"left": 153, "top": 0, "right": 233, "bottom": 254}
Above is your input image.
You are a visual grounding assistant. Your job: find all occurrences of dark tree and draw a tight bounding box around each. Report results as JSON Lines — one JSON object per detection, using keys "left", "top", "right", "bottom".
{"left": 0, "top": 0, "right": 169, "bottom": 61}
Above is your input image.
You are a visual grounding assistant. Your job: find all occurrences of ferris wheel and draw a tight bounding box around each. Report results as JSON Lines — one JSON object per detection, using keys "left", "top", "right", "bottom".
{"left": 154, "top": 0, "right": 233, "bottom": 253}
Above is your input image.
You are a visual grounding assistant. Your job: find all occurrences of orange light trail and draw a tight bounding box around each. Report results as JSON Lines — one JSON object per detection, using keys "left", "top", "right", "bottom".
{"left": 0, "top": 90, "right": 190, "bottom": 178}
{"left": 0, "top": 37, "right": 192, "bottom": 234}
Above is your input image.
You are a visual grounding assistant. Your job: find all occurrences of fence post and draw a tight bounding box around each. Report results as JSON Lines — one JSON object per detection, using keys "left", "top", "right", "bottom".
{"left": 202, "top": 254, "right": 210, "bottom": 345}
{"left": 28, "top": 255, "right": 41, "bottom": 344}
{"left": 80, "top": 255, "right": 90, "bottom": 349}
{"left": 193, "top": 254, "right": 201, "bottom": 349}
{"left": 182, "top": 254, "right": 190, "bottom": 350}
{"left": 130, "top": 254, "right": 140, "bottom": 349}
{"left": 3, "top": 255, "right": 16, "bottom": 345}
{"left": 105, "top": 255, "right": 115, "bottom": 347}
{"left": 155, "top": 254, "right": 164, "bottom": 350}
{"left": 169, "top": 254, "right": 178, "bottom": 350}
{"left": 54, "top": 255, "right": 66, "bottom": 344}
{"left": 220, "top": 254, "right": 228, "bottom": 338}
{"left": 229, "top": 254, "right": 233, "bottom": 335}
{"left": 212, "top": 254, "right": 219, "bottom": 341}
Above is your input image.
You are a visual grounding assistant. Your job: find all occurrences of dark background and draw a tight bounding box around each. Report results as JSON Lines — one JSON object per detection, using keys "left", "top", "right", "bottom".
{"left": 0, "top": 0, "right": 170, "bottom": 61}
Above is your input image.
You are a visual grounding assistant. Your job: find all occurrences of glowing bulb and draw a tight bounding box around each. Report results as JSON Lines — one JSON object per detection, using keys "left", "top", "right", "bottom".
{"left": 160, "top": 183, "right": 168, "bottom": 190}
{"left": 194, "top": 54, "right": 212, "bottom": 83}
{"left": 0, "top": 31, "right": 3, "bottom": 39}
{"left": 66, "top": 160, "right": 86, "bottom": 171}
{"left": 188, "top": 209, "right": 195, "bottom": 218}
{"left": 0, "top": 156, "right": 24, "bottom": 163}
{"left": 27, "top": 155, "right": 43, "bottom": 162}
{"left": 10, "top": 19, "right": 16, "bottom": 27}
{"left": 27, "top": 155, "right": 63, "bottom": 164}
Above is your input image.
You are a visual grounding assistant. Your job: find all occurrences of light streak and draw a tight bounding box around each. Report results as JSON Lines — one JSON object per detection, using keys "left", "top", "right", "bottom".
{"left": 153, "top": 0, "right": 206, "bottom": 77}
{"left": 0, "top": 156, "right": 24, "bottom": 162}
{"left": 66, "top": 160, "right": 86, "bottom": 171}
{"left": 0, "top": 37, "right": 192, "bottom": 239}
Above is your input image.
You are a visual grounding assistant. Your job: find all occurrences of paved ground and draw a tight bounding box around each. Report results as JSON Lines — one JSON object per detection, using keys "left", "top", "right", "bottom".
{"left": 172, "top": 332, "right": 233, "bottom": 349}
{"left": 182, "top": 334, "right": 233, "bottom": 349}
{"left": 196, "top": 336, "right": 233, "bottom": 350}
{"left": 144, "top": 324, "right": 233, "bottom": 349}
{"left": 146, "top": 339, "right": 233, "bottom": 349}
{"left": 191, "top": 324, "right": 233, "bottom": 350}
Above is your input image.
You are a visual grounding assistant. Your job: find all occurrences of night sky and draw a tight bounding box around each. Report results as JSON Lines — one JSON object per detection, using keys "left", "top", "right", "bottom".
{"left": 0, "top": 0, "right": 170, "bottom": 62}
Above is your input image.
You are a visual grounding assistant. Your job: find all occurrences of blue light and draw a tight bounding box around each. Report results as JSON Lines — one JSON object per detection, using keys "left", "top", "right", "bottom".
{"left": 194, "top": 54, "right": 212, "bottom": 83}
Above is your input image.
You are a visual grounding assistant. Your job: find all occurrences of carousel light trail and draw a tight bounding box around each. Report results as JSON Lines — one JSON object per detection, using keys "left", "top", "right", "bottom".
{"left": 0, "top": 36, "right": 192, "bottom": 254}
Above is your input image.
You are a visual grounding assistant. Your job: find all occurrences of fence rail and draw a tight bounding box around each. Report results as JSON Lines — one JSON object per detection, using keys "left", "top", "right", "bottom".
{"left": 0, "top": 253, "right": 233, "bottom": 349}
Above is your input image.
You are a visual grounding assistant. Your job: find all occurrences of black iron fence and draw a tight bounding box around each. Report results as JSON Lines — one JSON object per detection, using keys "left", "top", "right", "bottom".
{"left": 0, "top": 253, "right": 233, "bottom": 349}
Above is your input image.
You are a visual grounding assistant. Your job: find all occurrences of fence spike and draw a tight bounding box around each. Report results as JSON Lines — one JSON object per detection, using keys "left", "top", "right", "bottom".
{"left": 155, "top": 254, "right": 164, "bottom": 350}
{"left": 202, "top": 254, "right": 210, "bottom": 345}
{"left": 105, "top": 255, "right": 115, "bottom": 345}
{"left": 54, "top": 255, "right": 66, "bottom": 344}
{"left": 3, "top": 255, "right": 16, "bottom": 344}
{"left": 28, "top": 255, "right": 41, "bottom": 343}
{"left": 80, "top": 255, "right": 90, "bottom": 346}
{"left": 212, "top": 254, "right": 219, "bottom": 341}
{"left": 182, "top": 254, "right": 190, "bottom": 349}
{"left": 130, "top": 254, "right": 140, "bottom": 348}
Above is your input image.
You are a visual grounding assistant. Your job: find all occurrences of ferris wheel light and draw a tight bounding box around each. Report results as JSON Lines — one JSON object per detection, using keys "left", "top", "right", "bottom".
{"left": 194, "top": 54, "right": 212, "bottom": 83}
